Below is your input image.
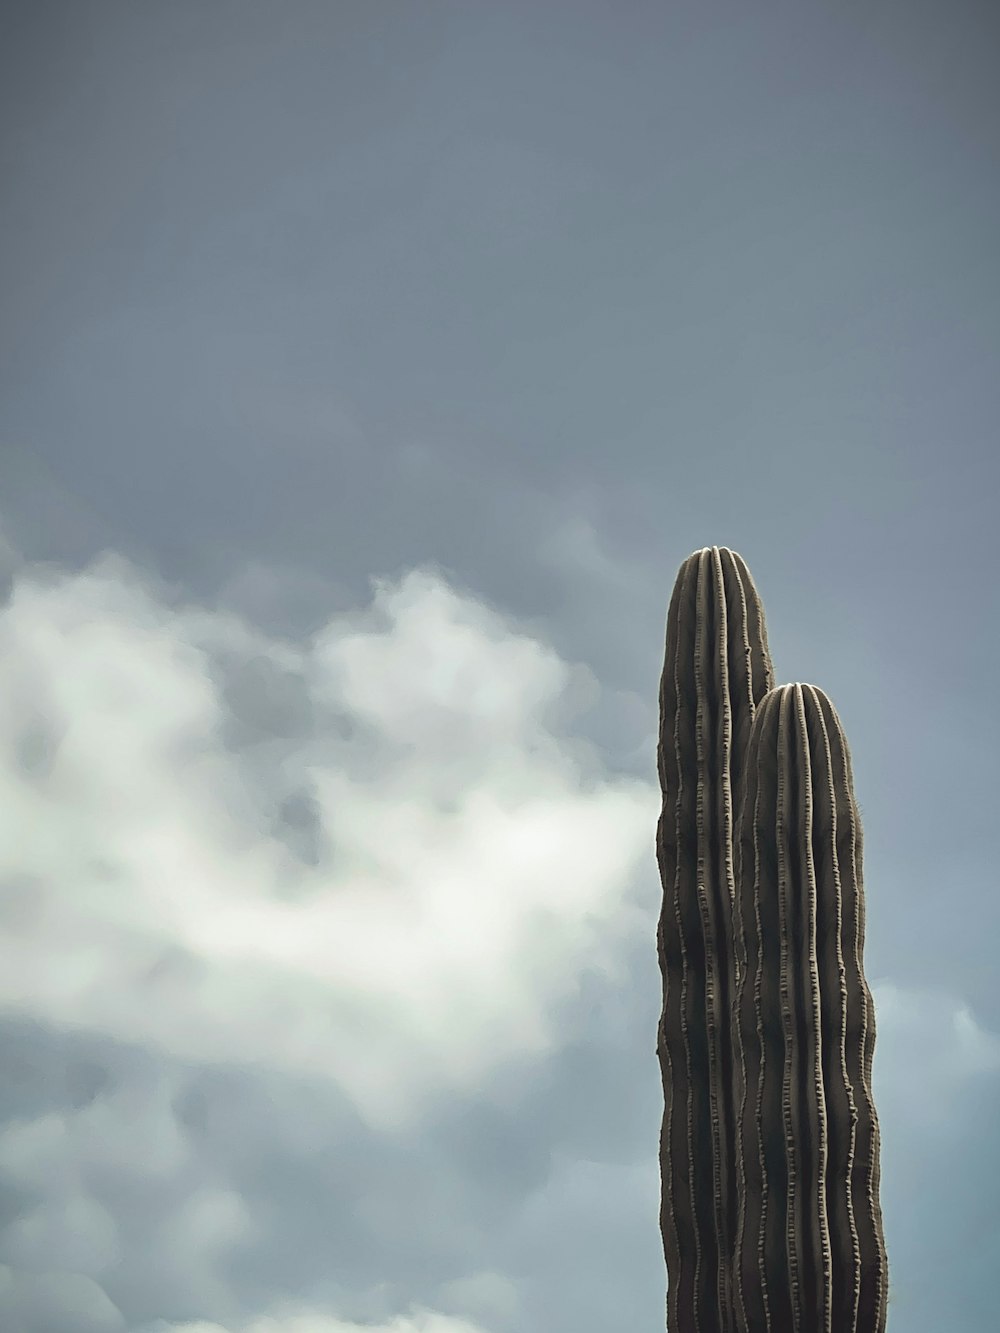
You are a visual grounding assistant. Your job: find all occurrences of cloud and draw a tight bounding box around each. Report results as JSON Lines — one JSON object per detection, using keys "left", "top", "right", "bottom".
{"left": 142, "top": 1309, "right": 491, "bottom": 1333}
{"left": 871, "top": 980, "right": 1000, "bottom": 1133}
{"left": 0, "top": 547, "right": 658, "bottom": 1329}
{"left": 0, "top": 552, "right": 656, "bottom": 1137}
{"left": 0, "top": 520, "right": 20, "bottom": 584}
{"left": 3, "top": 544, "right": 994, "bottom": 1333}
{"left": 0, "top": 1265, "right": 126, "bottom": 1333}
{"left": 0, "top": 1046, "right": 261, "bottom": 1325}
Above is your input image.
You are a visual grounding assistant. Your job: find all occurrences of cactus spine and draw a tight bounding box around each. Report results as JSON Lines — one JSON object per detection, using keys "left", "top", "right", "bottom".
{"left": 656, "top": 548, "right": 888, "bottom": 1333}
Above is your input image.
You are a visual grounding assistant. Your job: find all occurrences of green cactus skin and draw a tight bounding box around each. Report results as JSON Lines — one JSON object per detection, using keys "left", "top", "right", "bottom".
{"left": 656, "top": 546, "right": 775, "bottom": 1333}
{"left": 730, "top": 683, "right": 888, "bottom": 1333}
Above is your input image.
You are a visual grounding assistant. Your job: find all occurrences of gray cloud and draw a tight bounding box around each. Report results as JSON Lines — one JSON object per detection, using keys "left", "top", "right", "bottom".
{"left": 1, "top": 2, "right": 997, "bottom": 1330}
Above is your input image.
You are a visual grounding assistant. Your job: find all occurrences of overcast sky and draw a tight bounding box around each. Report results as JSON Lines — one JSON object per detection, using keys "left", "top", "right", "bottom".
{"left": 1, "top": 3, "right": 998, "bottom": 1331}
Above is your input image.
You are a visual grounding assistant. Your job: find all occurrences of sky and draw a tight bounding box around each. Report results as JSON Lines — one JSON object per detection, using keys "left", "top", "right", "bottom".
{"left": 0, "top": 2, "right": 997, "bottom": 1331}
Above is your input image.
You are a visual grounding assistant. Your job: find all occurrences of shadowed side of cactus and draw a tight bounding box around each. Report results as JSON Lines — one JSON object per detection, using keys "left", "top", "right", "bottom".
{"left": 656, "top": 546, "right": 774, "bottom": 1333}
{"left": 731, "top": 683, "right": 888, "bottom": 1333}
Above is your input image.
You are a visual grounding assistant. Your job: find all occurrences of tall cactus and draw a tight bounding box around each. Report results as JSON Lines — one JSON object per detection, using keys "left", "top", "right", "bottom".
{"left": 655, "top": 548, "right": 889, "bottom": 1333}
{"left": 655, "top": 546, "right": 775, "bottom": 1333}
{"left": 730, "top": 683, "right": 888, "bottom": 1333}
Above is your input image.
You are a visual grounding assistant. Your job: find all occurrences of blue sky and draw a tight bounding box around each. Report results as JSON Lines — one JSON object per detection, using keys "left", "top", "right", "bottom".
{"left": 1, "top": 2, "right": 997, "bottom": 1331}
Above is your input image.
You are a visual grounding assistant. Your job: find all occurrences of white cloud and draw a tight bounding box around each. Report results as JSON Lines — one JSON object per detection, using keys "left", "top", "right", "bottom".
{"left": 434, "top": 1272, "right": 519, "bottom": 1326}
{"left": 0, "top": 553, "right": 657, "bottom": 1133}
{"left": 146, "top": 1309, "right": 490, "bottom": 1333}
{"left": 6, "top": 547, "right": 988, "bottom": 1333}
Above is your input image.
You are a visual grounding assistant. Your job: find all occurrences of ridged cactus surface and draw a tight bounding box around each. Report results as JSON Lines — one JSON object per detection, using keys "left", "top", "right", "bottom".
{"left": 655, "top": 546, "right": 774, "bottom": 1333}
{"left": 655, "top": 547, "right": 889, "bottom": 1333}
{"left": 730, "top": 683, "right": 888, "bottom": 1333}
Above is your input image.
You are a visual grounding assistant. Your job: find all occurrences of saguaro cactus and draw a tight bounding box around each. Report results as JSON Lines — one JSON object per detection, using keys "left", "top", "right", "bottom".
{"left": 730, "top": 683, "right": 888, "bottom": 1333}
{"left": 656, "top": 548, "right": 889, "bottom": 1333}
{"left": 655, "top": 546, "right": 774, "bottom": 1333}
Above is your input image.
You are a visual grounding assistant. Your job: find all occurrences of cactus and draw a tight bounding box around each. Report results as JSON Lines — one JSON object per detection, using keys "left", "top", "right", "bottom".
{"left": 730, "top": 683, "right": 888, "bottom": 1333}
{"left": 655, "top": 548, "right": 889, "bottom": 1333}
{"left": 655, "top": 546, "right": 775, "bottom": 1332}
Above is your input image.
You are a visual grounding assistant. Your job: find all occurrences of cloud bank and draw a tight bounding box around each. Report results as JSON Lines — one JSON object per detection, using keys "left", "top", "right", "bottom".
{"left": 1, "top": 543, "right": 997, "bottom": 1332}
{"left": 0, "top": 553, "right": 656, "bottom": 1133}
